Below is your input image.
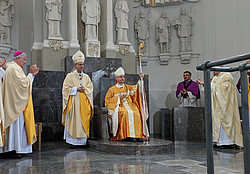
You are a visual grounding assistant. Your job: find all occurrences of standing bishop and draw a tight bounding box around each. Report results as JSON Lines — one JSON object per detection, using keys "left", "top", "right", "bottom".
{"left": 0, "top": 51, "right": 39, "bottom": 158}
{"left": 105, "top": 67, "right": 149, "bottom": 142}
{"left": 62, "top": 50, "right": 93, "bottom": 147}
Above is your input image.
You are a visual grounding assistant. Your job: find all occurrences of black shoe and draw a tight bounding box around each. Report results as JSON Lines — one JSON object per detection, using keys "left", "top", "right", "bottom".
{"left": 234, "top": 145, "right": 242, "bottom": 149}
{"left": 9, "top": 153, "right": 22, "bottom": 159}
{"left": 69, "top": 145, "right": 77, "bottom": 149}
{"left": 219, "top": 145, "right": 235, "bottom": 149}
{"left": 4, "top": 151, "right": 22, "bottom": 159}
{"left": 19, "top": 154, "right": 27, "bottom": 157}
{"left": 121, "top": 138, "right": 129, "bottom": 141}
{"left": 213, "top": 144, "right": 220, "bottom": 148}
{"left": 12, "top": 154, "right": 22, "bottom": 159}
{"left": 130, "top": 138, "right": 137, "bottom": 142}
{"left": 136, "top": 138, "right": 145, "bottom": 142}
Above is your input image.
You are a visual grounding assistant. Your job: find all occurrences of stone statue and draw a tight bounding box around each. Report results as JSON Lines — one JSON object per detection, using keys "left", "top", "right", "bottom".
{"left": 45, "top": 0, "right": 63, "bottom": 40}
{"left": 134, "top": 0, "right": 199, "bottom": 7}
{"left": 173, "top": 8, "right": 192, "bottom": 52}
{"left": 0, "top": 0, "right": 14, "bottom": 45}
{"left": 155, "top": 12, "right": 171, "bottom": 53}
{"left": 134, "top": 9, "right": 149, "bottom": 54}
{"left": 114, "top": 0, "right": 129, "bottom": 44}
{"left": 81, "top": 0, "right": 101, "bottom": 41}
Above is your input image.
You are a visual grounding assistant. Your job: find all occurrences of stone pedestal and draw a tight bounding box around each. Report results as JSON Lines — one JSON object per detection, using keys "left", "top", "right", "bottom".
{"left": 159, "top": 108, "right": 172, "bottom": 140}
{"left": 180, "top": 51, "right": 192, "bottom": 64}
{"left": 83, "top": 40, "right": 101, "bottom": 57}
{"left": 90, "top": 107, "right": 110, "bottom": 140}
{"left": 32, "top": 70, "right": 65, "bottom": 141}
{"left": 159, "top": 53, "right": 171, "bottom": 65}
{"left": 173, "top": 107, "right": 206, "bottom": 142}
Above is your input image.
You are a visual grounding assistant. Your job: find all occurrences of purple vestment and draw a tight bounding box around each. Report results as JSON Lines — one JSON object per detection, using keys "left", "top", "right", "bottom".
{"left": 176, "top": 80, "right": 200, "bottom": 99}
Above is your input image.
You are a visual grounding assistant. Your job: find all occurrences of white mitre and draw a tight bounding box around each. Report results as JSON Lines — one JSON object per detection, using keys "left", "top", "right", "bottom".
{"left": 114, "top": 67, "right": 125, "bottom": 77}
{"left": 72, "top": 50, "right": 85, "bottom": 64}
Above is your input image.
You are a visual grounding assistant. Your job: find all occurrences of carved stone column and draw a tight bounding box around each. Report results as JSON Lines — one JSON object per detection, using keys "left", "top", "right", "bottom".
{"left": 99, "top": 0, "right": 116, "bottom": 58}
{"left": 69, "top": 0, "right": 80, "bottom": 54}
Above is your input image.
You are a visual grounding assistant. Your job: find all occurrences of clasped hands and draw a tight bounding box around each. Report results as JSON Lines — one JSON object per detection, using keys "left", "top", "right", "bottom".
{"left": 119, "top": 93, "right": 126, "bottom": 100}
{"left": 77, "top": 86, "right": 85, "bottom": 93}
{"left": 29, "top": 64, "right": 40, "bottom": 76}
{"left": 0, "top": 57, "right": 7, "bottom": 69}
{"left": 196, "top": 78, "right": 205, "bottom": 85}
{"left": 77, "top": 86, "right": 85, "bottom": 92}
{"left": 180, "top": 89, "right": 187, "bottom": 95}
{"left": 0, "top": 51, "right": 7, "bottom": 69}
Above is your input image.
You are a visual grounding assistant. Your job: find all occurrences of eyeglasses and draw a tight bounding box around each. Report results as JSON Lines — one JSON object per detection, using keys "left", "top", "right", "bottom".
{"left": 183, "top": 75, "right": 190, "bottom": 77}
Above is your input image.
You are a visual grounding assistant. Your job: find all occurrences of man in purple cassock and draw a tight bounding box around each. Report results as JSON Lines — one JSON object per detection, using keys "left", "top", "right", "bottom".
{"left": 176, "top": 71, "right": 200, "bottom": 107}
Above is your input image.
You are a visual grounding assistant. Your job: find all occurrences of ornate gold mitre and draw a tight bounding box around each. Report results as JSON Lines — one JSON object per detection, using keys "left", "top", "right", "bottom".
{"left": 72, "top": 50, "right": 85, "bottom": 64}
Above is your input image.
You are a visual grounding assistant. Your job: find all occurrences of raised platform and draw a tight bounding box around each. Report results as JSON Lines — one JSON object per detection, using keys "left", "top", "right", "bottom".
{"left": 88, "top": 138, "right": 174, "bottom": 155}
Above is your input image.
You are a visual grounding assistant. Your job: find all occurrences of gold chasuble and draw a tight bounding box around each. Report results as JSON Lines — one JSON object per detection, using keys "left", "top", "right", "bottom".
{"left": 2, "top": 62, "right": 37, "bottom": 145}
{"left": 62, "top": 71, "right": 93, "bottom": 138}
{"left": 105, "top": 81, "right": 149, "bottom": 140}
{"left": 211, "top": 72, "right": 243, "bottom": 147}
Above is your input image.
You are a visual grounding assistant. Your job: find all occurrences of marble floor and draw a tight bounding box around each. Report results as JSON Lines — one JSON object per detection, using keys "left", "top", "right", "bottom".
{"left": 0, "top": 140, "right": 244, "bottom": 174}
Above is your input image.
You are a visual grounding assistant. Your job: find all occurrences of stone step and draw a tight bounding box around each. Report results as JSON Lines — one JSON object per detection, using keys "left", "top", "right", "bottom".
{"left": 88, "top": 138, "right": 174, "bottom": 155}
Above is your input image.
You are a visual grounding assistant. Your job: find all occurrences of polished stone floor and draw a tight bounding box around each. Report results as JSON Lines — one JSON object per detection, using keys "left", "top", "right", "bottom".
{"left": 0, "top": 140, "right": 244, "bottom": 174}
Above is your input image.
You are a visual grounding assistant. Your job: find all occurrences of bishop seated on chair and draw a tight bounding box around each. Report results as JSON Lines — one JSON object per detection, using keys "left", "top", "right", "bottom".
{"left": 104, "top": 67, "right": 149, "bottom": 142}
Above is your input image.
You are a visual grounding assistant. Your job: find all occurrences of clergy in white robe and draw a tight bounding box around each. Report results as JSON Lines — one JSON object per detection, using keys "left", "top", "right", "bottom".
{"left": 62, "top": 50, "right": 93, "bottom": 146}
{"left": 211, "top": 72, "right": 243, "bottom": 147}
{"left": 197, "top": 72, "right": 243, "bottom": 148}
{"left": 0, "top": 51, "right": 39, "bottom": 156}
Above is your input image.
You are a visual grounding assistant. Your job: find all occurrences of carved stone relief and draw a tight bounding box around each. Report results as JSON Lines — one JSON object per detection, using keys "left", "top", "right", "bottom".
{"left": 119, "top": 45, "right": 130, "bottom": 55}
{"left": 48, "top": 40, "right": 63, "bottom": 51}
{"left": 88, "top": 42, "right": 99, "bottom": 57}
{"left": 0, "top": 0, "right": 14, "bottom": 45}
